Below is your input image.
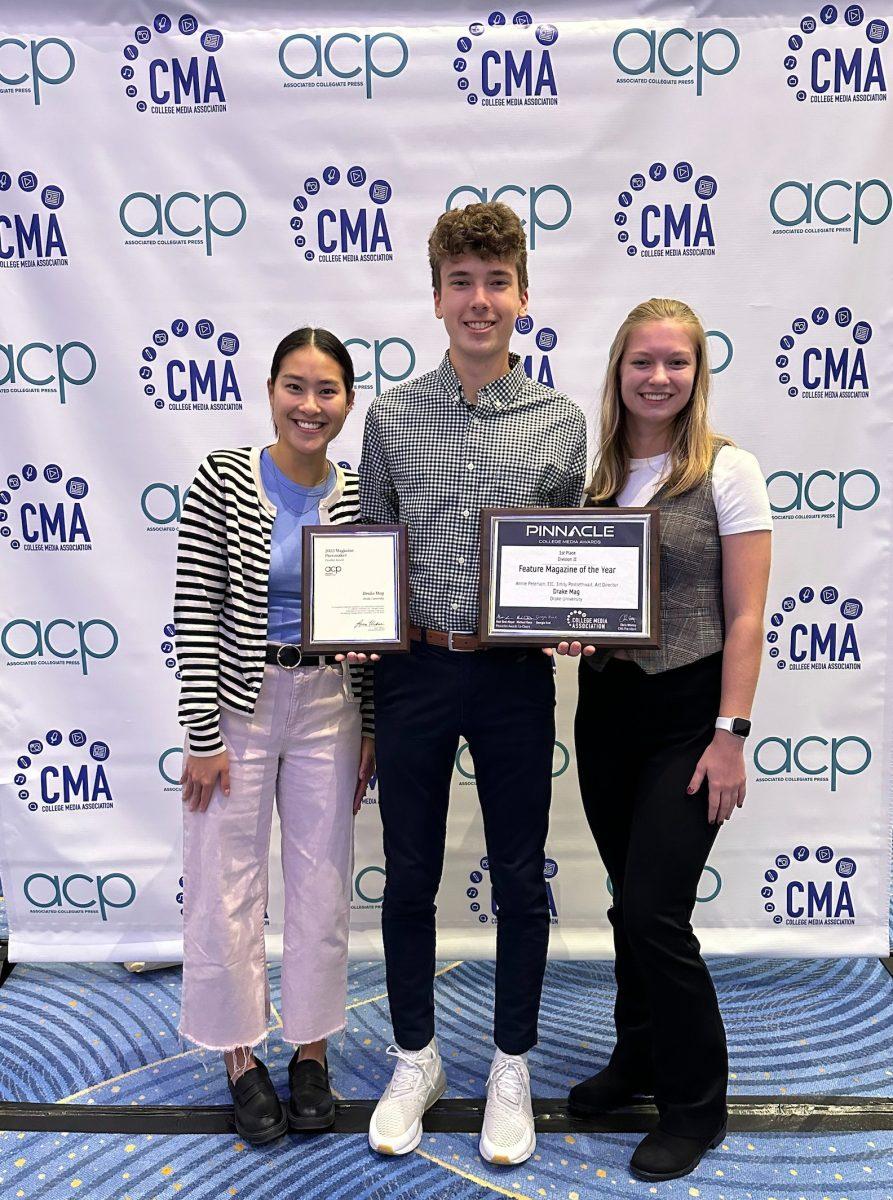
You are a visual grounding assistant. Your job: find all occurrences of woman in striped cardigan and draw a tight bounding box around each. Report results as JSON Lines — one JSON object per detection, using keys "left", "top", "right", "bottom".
{"left": 175, "top": 328, "right": 374, "bottom": 1145}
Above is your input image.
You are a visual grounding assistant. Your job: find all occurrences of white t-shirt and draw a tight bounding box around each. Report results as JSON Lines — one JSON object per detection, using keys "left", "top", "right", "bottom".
{"left": 615, "top": 445, "right": 772, "bottom": 535}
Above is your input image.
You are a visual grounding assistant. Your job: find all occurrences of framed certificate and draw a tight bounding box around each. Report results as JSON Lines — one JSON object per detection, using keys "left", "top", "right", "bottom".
{"left": 301, "top": 524, "right": 409, "bottom": 653}
{"left": 479, "top": 507, "right": 660, "bottom": 647}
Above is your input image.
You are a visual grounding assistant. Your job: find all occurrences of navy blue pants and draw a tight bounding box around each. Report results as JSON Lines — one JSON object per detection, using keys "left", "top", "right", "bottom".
{"left": 575, "top": 652, "right": 728, "bottom": 1138}
{"left": 375, "top": 641, "right": 555, "bottom": 1055}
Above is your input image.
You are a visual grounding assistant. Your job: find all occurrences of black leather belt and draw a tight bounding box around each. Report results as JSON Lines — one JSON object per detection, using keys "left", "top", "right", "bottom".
{"left": 266, "top": 644, "right": 338, "bottom": 669}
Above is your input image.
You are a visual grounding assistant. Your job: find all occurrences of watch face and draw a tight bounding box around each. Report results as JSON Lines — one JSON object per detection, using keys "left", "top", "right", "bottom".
{"left": 731, "top": 718, "right": 752, "bottom": 738}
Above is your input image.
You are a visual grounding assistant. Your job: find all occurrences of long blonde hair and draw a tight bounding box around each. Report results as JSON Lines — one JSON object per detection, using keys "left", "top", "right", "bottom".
{"left": 587, "top": 298, "right": 730, "bottom": 502}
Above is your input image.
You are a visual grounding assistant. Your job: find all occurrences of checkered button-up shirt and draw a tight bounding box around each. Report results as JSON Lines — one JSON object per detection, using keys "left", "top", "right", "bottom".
{"left": 359, "top": 352, "right": 588, "bottom": 632}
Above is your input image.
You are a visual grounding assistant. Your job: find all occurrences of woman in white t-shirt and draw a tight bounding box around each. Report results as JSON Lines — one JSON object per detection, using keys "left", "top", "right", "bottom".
{"left": 561, "top": 298, "right": 771, "bottom": 1183}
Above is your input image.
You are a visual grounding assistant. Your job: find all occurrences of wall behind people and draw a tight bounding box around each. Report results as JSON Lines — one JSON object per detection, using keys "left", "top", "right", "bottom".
{"left": 1, "top": 0, "right": 890, "bottom": 960}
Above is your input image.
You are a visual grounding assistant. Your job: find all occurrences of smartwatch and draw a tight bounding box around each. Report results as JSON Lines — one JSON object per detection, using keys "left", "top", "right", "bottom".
{"left": 715, "top": 716, "right": 751, "bottom": 739}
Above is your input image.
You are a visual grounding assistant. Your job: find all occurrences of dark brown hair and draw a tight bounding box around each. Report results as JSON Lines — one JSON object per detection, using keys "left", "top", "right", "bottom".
{"left": 428, "top": 202, "right": 528, "bottom": 293}
{"left": 269, "top": 327, "right": 354, "bottom": 392}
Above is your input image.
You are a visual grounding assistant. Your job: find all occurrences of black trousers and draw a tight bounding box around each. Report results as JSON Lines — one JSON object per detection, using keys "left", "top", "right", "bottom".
{"left": 575, "top": 652, "right": 728, "bottom": 1138}
{"left": 375, "top": 640, "right": 555, "bottom": 1055}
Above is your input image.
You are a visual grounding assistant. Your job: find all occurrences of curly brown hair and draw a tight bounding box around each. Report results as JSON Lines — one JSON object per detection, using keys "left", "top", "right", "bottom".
{"left": 428, "top": 202, "right": 528, "bottom": 293}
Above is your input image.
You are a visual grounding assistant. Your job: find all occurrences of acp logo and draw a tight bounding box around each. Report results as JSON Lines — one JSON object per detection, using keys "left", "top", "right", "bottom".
{"left": 0, "top": 36, "right": 75, "bottom": 105}
{"left": 0, "top": 170, "right": 67, "bottom": 267}
{"left": 767, "top": 467, "right": 879, "bottom": 528}
{"left": 769, "top": 176, "right": 891, "bottom": 244}
{"left": 352, "top": 863, "right": 386, "bottom": 907}
{"left": 774, "top": 306, "right": 871, "bottom": 400}
{"left": 14, "top": 727, "right": 114, "bottom": 816}
{"left": 452, "top": 12, "right": 559, "bottom": 108}
{"left": 24, "top": 871, "right": 136, "bottom": 922}
{"left": 515, "top": 314, "right": 559, "bottom": 386}
{"left": 141, "top": 480, "right": 190, "bottom": 531}
{"left": 279, "top": 28, "right": 408, "bottom": 99}
{"left": 468, "top": 855, "right": 559, "bottom": 925}
{"left": 120, "top": 189, "right": 246, "bottom": 257}
{"left": 752, "top": 731, "right": 870, "bottom": 791}
{"left": 137, "top": 318, "right": 241, "bottom": 412}
{"left": 761, "top": 845, "right": 856, "bottom": 926}
{"left": 612, "top": 26, "right": 739, "bottom": 96}
{"left": 455, "top": 739, "right": 569, "bottom": 780}
{"left": 2, "top": 617, "right": 118, "bottom": 676}
{"left": 0, "top": 463, "right": 91, "bottom": 552}
{"left": 0, "top": 340, "right": 95, "bottom": 405}
{"left": 445, "top": 182, "right": 571, "bottom": 250}
{"left": 783, "top": 8, "right": 887, "bottom": 103}
{"left": 120, "top": 15, "right": 225, "bottom": 114}
{"left": 160, "top": 622, "right": 180, "bottom": 679}
{"left": 766, "top": 585, "right": 864, "bottom": 672}
{"left": 159, "top": 747, "right": 183, "bottom": 793}
{"left": 613, "top": 161, "right": 718, "bottom": 257}
{"left": 706, "top": 329, "right": 733, "bottom": 374}
{"left": 291, "top": 165, "right": 395, "bottom": 264}
{"left": 344, "top": 335, "right": 416, "bottom": 394}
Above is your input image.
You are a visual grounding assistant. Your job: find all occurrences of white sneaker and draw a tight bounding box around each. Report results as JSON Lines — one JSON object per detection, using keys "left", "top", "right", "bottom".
{"left": 368, "top": 1039, "right": 446, "bottom": 1156}
{"left": 479, "top": 1050, "right": 536, "bottom": 1165}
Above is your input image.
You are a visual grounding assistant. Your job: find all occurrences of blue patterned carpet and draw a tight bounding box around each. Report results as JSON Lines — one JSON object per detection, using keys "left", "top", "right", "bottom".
{"left": 0, "top": 957, "right": 891, "bottom": 1197}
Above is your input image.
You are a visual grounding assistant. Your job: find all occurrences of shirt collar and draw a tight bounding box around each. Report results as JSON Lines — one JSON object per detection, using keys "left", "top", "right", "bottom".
{"left": 435, "top": 351, "right": 527, "bottom": 410}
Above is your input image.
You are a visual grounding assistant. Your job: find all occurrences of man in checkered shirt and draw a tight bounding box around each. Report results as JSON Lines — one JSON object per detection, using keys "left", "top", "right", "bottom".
{"left": 361, "top": 202, "right": 587, "bottom": 1165}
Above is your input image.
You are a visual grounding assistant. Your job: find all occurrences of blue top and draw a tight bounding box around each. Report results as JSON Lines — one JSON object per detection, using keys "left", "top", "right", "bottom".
{"left": 260, "top": 448, "right": 335, "bottom": 644}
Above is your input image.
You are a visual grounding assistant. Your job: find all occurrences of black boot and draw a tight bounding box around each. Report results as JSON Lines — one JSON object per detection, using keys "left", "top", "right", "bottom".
{"left": 288, "top": 1052, "right": 335, "bottom": 1131}
{"left": 227, "top": 1058, "right": 288, "bottom": 1146}
{"left": 630, "top": 1124, "right": 727, "bottom": 1181}
{"left": 568, "top": 1064, "right": 654, "bottom": 1116}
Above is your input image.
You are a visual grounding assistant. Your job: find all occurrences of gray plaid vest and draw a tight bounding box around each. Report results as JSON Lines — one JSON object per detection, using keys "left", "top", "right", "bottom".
{"left": 586, "top": 442, "right": 725, "bottom": 675}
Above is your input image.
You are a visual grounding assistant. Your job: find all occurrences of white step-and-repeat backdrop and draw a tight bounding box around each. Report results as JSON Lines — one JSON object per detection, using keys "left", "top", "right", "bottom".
{"left": 1, "top": 1, "right": 891, "bottom": 961}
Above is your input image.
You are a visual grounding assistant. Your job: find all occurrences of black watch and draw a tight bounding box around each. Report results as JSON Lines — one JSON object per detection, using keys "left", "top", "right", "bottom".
{"left": 715, "top": 716, "right": 751, "bottom": 739}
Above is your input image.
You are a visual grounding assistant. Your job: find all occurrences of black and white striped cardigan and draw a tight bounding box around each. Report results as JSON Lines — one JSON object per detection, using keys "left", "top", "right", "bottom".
{"left": 174, "top": 446, "right": 373, "bottom": 756}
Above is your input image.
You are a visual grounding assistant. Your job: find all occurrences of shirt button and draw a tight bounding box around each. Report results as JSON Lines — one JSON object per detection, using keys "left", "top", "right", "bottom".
{"left": 462, "top": 509, "right": 470, "bottom": 517}
{"left": 467, "top": 462, "right": 475, "bottom": 471}
{"left": 451, "top": 602, "right": 459, "bottom": 610}
{"left": 457, "top": 556, "right": 465, "bottom": 565}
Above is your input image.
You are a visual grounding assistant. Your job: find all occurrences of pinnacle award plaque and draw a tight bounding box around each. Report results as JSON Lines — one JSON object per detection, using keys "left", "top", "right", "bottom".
{"left": 479, "top": 508, "right": 660, "bottom": 647}
{"left": 301, "top": 524, "right": 409, "bottom": 654}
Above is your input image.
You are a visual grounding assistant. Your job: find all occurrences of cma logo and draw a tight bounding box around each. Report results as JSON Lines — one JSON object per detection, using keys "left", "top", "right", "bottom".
{"left": 762, "top": 846, "right": 856, "bottom": 926}
{"left": 456, "top": 739, "right": 569, "bottom": 779}
{"left": 0, "top": 37, "right": 75, "bottom": 104}
{"left": 0, "top": 341, "right": 95, "bottom": 404}
{"left": 775, "top": 306, "right": 871, "bottom": 399}
{"left": 279, "top": 31, "right": 409, "bottom": 99}
{"left": 141, "top": 481, "right": 190, "bottom": 527}
{"left": 138, "top": 319, "right": 242, "bottom": 411}
{"left": 769, "top": 178, "right": 891, "bottom": 244}
{"left": 784, "top": 10, "right": 887, "bottom": 102}
{"left": 452, "top": 20, "right": 559, "bottom": 107}
{"left": 515, "top": 315, "right": 558, "bottom": 386}
{"left": 612, "top": 27, "right": 740, "bottom": 95}
{"left": 24, "top": 872, "right": 135, "bottom": 921}
{"left": 614, "top": 162, "right": 718, "bottom": 257}
{"left": 292, "top": 165, "right": 394, "bottom": 263}
{"left": 767, "top": 468, "right": 880, "bottom": 528}
{"left": 753, "top": 733, "right": 871, "bottom": 791}
{"left": 120, "top": 191, "right": 247, "bottom": 256}
{"left": 766, "top": 585, "right": 864, "bottom": 671}
{"left": 0, "top": 169, "right": 67, "bottom": 263}
{"left": 343, "top": 336, "right": 416, "bottom": 392}
{"left": 121, "top": 17, "right": 226, "bottom": 113}
{"left": 0, "top": 464, "right": 91, "bottom": 552}
{"left": 609, "top": 866, "right": 721, "bottom": 904}
{"left": 468, "top": 856, "right": 559, "bottom": 925}
{"left": 14, "top": 728, "right": 113, "bottom": 814}
{"left": 2, "top": 617, "right": 118, "bottom": 675}
{"left": 352, "top": 864, "right": 386, "bottom": 905}
{"left": 445, "top": 183, "right": 571, "bottom": 249}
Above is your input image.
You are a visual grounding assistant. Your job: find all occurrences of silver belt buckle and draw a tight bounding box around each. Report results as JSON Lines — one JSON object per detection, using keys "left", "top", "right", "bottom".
{"left": 276, "top": 644, "right": 303, "bottom": 670}
{"left": 447, "top": 631, "right": 475, "bottom": 652}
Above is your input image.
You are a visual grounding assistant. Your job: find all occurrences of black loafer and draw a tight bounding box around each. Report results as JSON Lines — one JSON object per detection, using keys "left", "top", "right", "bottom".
{"left": 568, "top": 1065, "right": 654, "bottom": 1116}
{"left": 288, "top": 1053, "right": 335, "bottom": 1131}
{"left": 629, "top": 1124, "right": 727, "bottom": 1181}
{"left": 227, "top": 1058, "right": 288, "bottom": 1146}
